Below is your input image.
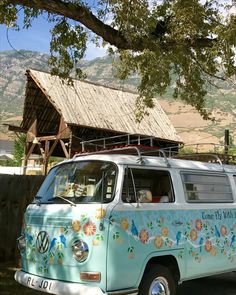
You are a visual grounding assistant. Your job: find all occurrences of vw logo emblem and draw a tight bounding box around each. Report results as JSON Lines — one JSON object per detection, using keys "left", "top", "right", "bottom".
{"left": 36, "top": 231, "right": 49, "bottom": 254}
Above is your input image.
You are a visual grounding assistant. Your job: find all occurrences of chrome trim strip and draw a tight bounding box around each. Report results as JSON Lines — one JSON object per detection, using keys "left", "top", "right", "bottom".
{"left": 107, "top": 289, "right": 139, "bottom": 295}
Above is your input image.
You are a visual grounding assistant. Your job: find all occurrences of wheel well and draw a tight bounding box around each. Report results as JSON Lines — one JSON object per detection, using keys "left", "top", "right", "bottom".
{"left": 144, "top": 255, "right": 180, "bottom": 282}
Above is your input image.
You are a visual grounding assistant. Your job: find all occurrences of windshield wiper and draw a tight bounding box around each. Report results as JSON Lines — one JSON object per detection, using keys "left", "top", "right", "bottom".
{"left": 49, "top": 195, "right": 76, "bottom": 206}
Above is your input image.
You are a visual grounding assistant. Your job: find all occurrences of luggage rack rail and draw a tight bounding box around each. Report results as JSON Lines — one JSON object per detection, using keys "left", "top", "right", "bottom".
{"left": 74, "top": 135, "right": 236, "bottom": 167}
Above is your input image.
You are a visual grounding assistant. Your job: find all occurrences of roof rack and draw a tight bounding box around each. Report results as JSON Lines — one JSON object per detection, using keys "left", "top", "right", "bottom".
{"left": 75, "top": 144, "right": 172, "bottom": 166}
{"left": 81, "top": 134, "right": 156, "bottom": 152}
{"left": 176, "top": 143, "right": 236, "bottom": 165}
{"left": 74, "top": 135, "right": 236, "bottom": 167}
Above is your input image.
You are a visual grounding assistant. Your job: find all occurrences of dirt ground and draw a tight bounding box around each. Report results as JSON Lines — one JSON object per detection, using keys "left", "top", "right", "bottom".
{"left": 0, "top": 263, "right": 40, "bottom": 295}
{"left": 1, "top": 262, "right": 236, "bottom": 295}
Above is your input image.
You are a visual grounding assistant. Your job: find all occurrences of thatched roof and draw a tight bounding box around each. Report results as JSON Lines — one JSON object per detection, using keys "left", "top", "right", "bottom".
{"left": 21, "top": 69, "right": 181, "bottom": 144}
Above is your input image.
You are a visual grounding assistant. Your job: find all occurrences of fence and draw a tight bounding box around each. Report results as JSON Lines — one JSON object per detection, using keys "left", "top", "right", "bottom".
{"left": 0, "top": 175, "right": 45, "bottom": 262}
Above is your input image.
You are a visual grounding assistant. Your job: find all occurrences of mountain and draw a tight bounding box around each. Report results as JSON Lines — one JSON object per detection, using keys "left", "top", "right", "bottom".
{"left": 1, "top": 50, "right": 236, "bottom": 150}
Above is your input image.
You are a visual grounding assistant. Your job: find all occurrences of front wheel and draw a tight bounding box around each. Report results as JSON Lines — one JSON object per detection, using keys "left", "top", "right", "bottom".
{"left": 139, "top": 264, "right": 176, "bottom": 295}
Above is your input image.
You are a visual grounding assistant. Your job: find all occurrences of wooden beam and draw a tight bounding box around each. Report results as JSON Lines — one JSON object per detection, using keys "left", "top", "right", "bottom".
{"left": 23, "top": 143, "right": 36, "bottom": 174}
{"left": 48, "top": 139, "right": 59, "bottom": 158}
{"left": 58, "top": 116, "right": 71, "bottom": 139}
{"left": 27, "top": 119, "right": 37, "bottom": 142}
{"left": 60, "top": 140, "right": 69, "bottom": 159}
{"left": 43, "top": 140, "right": 50, "bottom": 175}
{"left": 6, "top": 124, "right": 26, "bottom": 133}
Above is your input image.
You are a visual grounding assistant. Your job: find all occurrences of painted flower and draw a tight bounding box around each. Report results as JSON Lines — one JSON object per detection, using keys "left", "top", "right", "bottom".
{"left": 128, "top": 252, "right": 135, "bottom": 259}
{"left": 92, "top": 234, "right": 104, "bottom": 246}
{"left": 220, "top": 225, "right": 227, "bottom": 237}
{"left": 139, "top": 229, "right": 149, "bottom": 244}
{"left": 95, "top": 208, "right": 106, "bottom": 220}
{"left": 195, "top": 219, "right": 203, "bottom": 231}
{"left": 154, "top": 236, "right": 163, "bottom": 249}
{"left": 190, "top": 229, "right": 198, "bottom": 241}
{"left": 72, "top": 220, "right": 81, "bottom": 232}
{"left": 83, "top": 221, "right": 97, "bottom": 236}
{"left": 210, "top": 247, "right": 217, "bottom": 256}
{"left": 161, "top": 227, "right": 169, "bottom": 237}
{"left": 120, "top": 218, "right": 129, "bottom": 231}
{"left": 205, "top": 240, "right": 212, "bottom": 252}
{"left": 92, "top": 239, "right": 100, "bottom": 246}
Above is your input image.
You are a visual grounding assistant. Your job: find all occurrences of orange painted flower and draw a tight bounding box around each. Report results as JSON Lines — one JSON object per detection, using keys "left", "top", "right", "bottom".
{"left": 120, "top": 218, "right": 129, "bottom": 231}
{"left": 220, "top": 225, "right": 227, "bottom": 237}
{"left": 154, "top": 236, "right": 163, "bottom": 249}
{"left": 190, "top": 229, "right": 198, "bottom": 241}
{"left": 205, "top": 240, "right": 212, "bottom": 252}
{"left": 195, "top": 219, "right": 203, "bottom": 231}
{"left": 210, "top": 247, "right": 217, "bottom": 256}
{"left": 83, "top": 221, "right": 97, "bottom": 236}
{"left": 161, "top": 227, "right": 169, "bottom": 237}
{"left": 139, "top": 229, "right": 149, "bottom": 244}
{"left": 72, "top": 220, "right": 81, "bottom": 232}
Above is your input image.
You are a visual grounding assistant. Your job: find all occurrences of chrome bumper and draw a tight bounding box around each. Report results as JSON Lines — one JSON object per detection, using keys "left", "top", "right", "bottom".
{"left": 15, "top": 270, "right": 138, "bottom": 295}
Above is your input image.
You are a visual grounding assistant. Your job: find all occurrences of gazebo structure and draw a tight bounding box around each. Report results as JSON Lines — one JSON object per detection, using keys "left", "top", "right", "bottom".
{"left": 9, "top": 69, "right": 182, "bottom": 174}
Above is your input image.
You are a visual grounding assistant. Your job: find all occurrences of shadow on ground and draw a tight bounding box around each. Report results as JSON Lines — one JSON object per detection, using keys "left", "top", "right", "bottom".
{"left": 177, "top": 272, "right": 236, "bottom": 295}
{"left": 0, "top": 263, "right": 40, "bottom": 295}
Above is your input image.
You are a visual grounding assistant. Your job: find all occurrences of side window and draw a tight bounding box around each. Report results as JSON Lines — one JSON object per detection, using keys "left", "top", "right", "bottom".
{"left": 122, "top": 168, "right": 174, "bottom": 203}
{"left": 182, "top": 172, "right": 233, "bottom": 203}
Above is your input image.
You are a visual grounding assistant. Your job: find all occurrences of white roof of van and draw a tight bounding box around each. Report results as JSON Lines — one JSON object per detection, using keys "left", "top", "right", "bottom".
{"left": 61, "top": 153, "right": 236, "bottom": 173}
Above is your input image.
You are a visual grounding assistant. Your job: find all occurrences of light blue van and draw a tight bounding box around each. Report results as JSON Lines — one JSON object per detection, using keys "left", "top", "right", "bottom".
{"left": 15, "top": 148, "right": 236, "bottom": 295}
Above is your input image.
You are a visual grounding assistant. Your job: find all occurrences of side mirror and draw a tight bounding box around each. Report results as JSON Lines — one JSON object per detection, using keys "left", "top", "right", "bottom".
{"left": 137, "top": 190, "right": 152, "bottom": 203}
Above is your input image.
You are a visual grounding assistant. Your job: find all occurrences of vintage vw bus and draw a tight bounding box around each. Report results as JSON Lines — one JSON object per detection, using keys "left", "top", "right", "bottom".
{"left": 15, "top": 146, "right": 236, "bottom": 295}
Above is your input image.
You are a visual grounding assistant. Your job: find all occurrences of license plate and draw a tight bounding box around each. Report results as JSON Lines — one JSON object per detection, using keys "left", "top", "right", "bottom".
{"left": 25, "top": 276, "right": 53, "bottom": 292}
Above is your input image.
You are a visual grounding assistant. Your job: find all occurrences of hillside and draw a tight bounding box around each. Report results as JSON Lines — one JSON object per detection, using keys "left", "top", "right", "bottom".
{"left": 0, "top": 50, "right": 236, "bottom": 148}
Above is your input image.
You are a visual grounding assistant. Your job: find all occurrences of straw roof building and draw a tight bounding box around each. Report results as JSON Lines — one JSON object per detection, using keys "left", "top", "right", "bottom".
{"left": 9, "top": 69, "right": 182, "bottom": 173}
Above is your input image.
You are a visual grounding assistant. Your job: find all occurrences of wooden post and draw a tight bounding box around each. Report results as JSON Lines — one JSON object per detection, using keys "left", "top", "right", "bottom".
{"left": 23, "top": 143, "right": 36, "bottom": 174}
{"left": 224, "top": 129, "right": 229, "bottom": 155}
{"left": 224, "top": 129, "right": 230, "bottom": 164}
{"left": 60, "top": 140, "right": 69, "bottom": 159}
{"left": 43, "top": 140, "right": 50, "bottom": 175}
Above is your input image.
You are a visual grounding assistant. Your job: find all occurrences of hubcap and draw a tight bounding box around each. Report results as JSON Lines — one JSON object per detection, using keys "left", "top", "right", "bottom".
{"left": 149, "top": 277, "right": 170, "bottom": 295}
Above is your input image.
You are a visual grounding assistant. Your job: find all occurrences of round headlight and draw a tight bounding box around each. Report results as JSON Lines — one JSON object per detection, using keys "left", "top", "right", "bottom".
{"left": 71, "top": 239, "right": 89, "bottom": 262}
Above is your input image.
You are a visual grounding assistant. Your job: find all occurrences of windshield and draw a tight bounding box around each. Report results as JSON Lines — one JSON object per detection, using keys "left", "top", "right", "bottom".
{"left": 34, "top": 160, "right": 117, "bottom": 204}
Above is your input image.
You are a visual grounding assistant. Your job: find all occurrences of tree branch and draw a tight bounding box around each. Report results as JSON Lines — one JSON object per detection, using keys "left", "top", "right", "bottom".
{"left": 5, "top": 0, "right": 217, "bottom": 52}
{"left": 5, "top": 0, "right": 132, "bottom": 49}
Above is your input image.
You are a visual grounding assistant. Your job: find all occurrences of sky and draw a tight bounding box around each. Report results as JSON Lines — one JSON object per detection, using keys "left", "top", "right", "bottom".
{"left": 0, "top": 13, "right": 107, "bottom": 60}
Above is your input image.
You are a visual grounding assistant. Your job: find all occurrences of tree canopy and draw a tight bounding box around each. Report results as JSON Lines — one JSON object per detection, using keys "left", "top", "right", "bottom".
{"left": 1, "top": 0, "right": 236, "bottom": 120}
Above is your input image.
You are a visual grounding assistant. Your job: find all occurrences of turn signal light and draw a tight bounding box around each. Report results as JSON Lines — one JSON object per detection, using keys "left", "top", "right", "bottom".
{"left": 80, "top": 272, "right": 101, "bottom": 282}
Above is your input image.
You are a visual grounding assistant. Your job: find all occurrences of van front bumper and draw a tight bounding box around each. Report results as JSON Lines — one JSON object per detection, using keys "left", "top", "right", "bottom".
{"left": 15, "top": 270, "right": 138, "bottom": 295}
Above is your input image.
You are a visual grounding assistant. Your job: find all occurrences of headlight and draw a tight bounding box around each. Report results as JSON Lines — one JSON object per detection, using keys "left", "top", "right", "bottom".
{"left": 71, "top": 239, "right": 89, "bottom": 262}
{"left": 17, "top": 235, "right": 26, "bottom": 252}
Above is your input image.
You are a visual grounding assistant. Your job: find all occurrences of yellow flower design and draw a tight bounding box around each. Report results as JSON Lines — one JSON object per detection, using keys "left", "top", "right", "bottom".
{"left": 161, "top": 227, "right": 169, "bottom": 237}
{"left": 154, "top": 236, "right": 163, "bottom": 249}
{"left": 72, "top": 220, "right": 81, "bottom": 232}
{"left": 120, "top": 218, "right": 129, "bottom": 231}
{"left": 190, "top": 229, "right": 198, "bottom": 241}
{"left": 95, "top": 208, "right": 106, "bottom": 220}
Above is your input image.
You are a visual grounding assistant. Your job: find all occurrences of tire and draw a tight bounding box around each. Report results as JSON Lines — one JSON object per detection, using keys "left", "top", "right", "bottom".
{"left": 139, "top": 264, "right": 176, "bottom": 295}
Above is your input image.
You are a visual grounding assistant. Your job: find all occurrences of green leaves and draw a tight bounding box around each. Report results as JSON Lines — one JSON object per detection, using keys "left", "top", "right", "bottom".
{"left": 2, "top": 0, "right": 236, "bottom": 120}
{"left": 49, "top": 18, "right": 87, "bottom": 82}
{"left": 0, "top": 1, "right": 18, "bottom": 28}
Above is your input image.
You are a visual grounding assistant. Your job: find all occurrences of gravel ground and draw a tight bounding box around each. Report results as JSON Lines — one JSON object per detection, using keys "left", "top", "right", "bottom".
{"left": 1, "top": 262, "right": 236, "bottom": 295}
